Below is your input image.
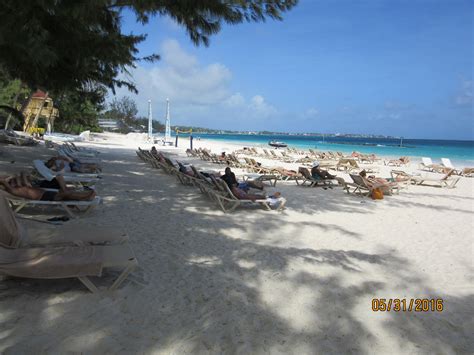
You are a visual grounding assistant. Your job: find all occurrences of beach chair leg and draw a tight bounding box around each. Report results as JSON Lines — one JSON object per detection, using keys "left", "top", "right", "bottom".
{"left": 82, "top": 205, "right": 96, "bottom": 215}
{"left": 14, "top": 202, "right": 27, "bottom": 214}
{"left": 61, "top": 203, "right": 78, "bottom": 218}
{"left": 109, "top": 259, "right": 137, "bottom": 291}
{"left": 215, "top": 196, "right": 228, "bottom": 212}
{"left": 78, "top": 276, "right": 100, "bottom": 293}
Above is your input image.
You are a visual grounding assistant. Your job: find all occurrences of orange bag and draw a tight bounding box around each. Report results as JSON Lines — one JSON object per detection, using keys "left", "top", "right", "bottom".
{"left": 371, "top": 188, "right": 384, "bottom": 200}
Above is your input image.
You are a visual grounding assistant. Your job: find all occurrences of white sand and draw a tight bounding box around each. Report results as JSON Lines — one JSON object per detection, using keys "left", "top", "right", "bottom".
{"left": 0, "top": 133, "right": 473, "bottom": 354}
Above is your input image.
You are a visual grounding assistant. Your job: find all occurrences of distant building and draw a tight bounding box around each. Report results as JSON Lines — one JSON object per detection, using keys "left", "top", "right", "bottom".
{"left": 98, "top": 118, "right": 120, "bottom": 131}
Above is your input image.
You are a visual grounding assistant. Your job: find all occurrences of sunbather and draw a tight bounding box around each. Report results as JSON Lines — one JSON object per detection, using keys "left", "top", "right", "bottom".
{"left": 231, "top": 187, "right": 286, "bottom": 209}
{"left": 45, "top": 156, "right": 100, "bottom": 174}
{"left": 177, "top": 162, "right": 195, "bottom": 176}
{"left": 311, "top": 162, "right": 345, "bottom": 185}
{"left": 359, "top": 170, "right": 398, "bottom": 195}
{"left": 221, "top": 167, "right": 264, "bottom": 191}
{"left": 0, "top": 175, "right": 95, "bottom": 201}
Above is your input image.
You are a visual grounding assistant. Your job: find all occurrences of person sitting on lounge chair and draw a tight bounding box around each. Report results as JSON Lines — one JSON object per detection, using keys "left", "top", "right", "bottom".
{"left": 1, "top": 172, "right": 68, "bottom": 190}
{"left": 45, "top": 156, "right": 100, "bottom": 174}
{"left": 219, "top": 152, "right": 227, "bottom": 162}
{"left": 150, "top": 147, "right": 167, "bottom": 163}
{"left": 221, "top": 167, "right": 264, "bottom": 191}
{"left": 311, "top": 162, "right": 345, "bottom": 185}
{"left": 359, "top": 170, "right": 398, "bottom": 195}
{"left": 0, "top": 175, "right": 95, "bottom": 201}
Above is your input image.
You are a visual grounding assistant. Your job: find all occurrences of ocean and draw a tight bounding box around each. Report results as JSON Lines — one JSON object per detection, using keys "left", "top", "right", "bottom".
{"left": 182, "top": 133, "right": 474, "bottom": 166}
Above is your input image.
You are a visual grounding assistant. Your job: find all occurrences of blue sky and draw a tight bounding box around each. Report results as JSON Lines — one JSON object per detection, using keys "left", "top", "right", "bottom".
{"left": 115, "top": 0, "right": 473, "bottom": 140}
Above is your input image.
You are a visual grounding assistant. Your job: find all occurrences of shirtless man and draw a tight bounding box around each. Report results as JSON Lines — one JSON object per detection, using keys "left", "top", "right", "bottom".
{"left": 0, "top": 173, "right": 95, "bottom": 201}
{"left": 45, "top": 156, "right": 100, "bottom": 174}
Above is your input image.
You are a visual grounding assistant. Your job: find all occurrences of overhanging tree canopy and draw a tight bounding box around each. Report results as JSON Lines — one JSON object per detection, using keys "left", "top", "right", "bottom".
{"left": 0, "top": 0, "right": 297, "bottom": 94}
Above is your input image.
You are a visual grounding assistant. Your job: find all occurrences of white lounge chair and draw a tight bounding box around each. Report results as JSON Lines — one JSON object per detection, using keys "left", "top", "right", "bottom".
{"left": 419, "top": 157, "right": 445, "bottom": 173}
{"left": 440, "top": 158, "right": 462, "bottom": 175}
{"left": 33, "top": 159, "right": 100, "bottom": 185}
{"left": 393, "top": 169, "right": 460, "bottom": 188}
{"left": 0, "top": 197, "right": 137, "bottom": 293}
{"left": 57, "top": 147, "right": 101, "bottom": 164}
{"left": 0, "top": 189, "right": 101, "bottom": 218}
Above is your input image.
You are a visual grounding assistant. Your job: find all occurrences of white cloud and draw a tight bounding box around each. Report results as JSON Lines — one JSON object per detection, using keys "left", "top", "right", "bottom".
{"left": 303, "top": 107, "right": 319, "bottom": 118}
{"left": 455, "top": 79, "right": 473, "bottom": 105}
{"left": 112, "top": 39, "right": 279, "bottom": 129}
{"left": 249, "top": 95, "right": 277, "bottom": 117}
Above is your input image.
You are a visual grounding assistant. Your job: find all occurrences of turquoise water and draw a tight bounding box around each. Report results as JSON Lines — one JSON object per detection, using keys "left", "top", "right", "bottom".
{"left": 184, "top": 133, "right": 474, "bottom": 166}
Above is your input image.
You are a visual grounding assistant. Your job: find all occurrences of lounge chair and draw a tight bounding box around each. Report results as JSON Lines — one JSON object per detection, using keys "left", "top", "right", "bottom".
{"left": 189, "top": 166, "right": 220, "bottom": 199}
{"left": 419, "top": 157, "right": 445, "bottom": 173}
{"left": 0, "top": 189, "right": 101, "bottom": 218}
{"left": 0, "top": 197, "right": 137, "bottom": 293}
{"left": 440, "top": 158, "right": 462, "bottom": 175}
{"left": 295, "top": 167, "right": 336, "bottom": 187}
{"left": 390, "top": 169, "right": 460, "bottom": 188}
{"left": 209, "top": 176, "right": 284, "bottom": 212}
{"left": 242, "top": 173, "right": 279, "bottom": 187}
{"left": 461, "top": 167, "right": 474, "bottom": 177}
{"left": 33, "top": 160, "right": 101, "bottom": 185}
{"left": 271, "top": 167, "right": 302, "bottom": 181}
{"left": 0, "top": 129, "right": 37, "bottom": 146}
{"left": 345, "top": 174, "right": 400, "bottom": 196}
{"left": 335, "top": 158, "right": 379, "bottom": 173}
{"left": 385, "top": 156, "right": 410, "bottom": 166}
{"left": 66, "top": 142, "right": 100, "bottom": 155}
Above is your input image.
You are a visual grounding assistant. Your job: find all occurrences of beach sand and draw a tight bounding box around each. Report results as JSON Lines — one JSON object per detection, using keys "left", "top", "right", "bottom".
{"left": 0, "top": 133, "right": 473, "bottom": 354}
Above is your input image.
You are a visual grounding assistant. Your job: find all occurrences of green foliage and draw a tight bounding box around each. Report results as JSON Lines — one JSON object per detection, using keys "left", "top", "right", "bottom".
{"left": 103, "top": 96, "right": 138, "bottom": 126}
{"left": 0, "top": 1, "right": 297, "bottom": 94}
{"left": 53, "top": 86, "right": 107, "bottom": 134}
{"left": 103, "top": 96, "right": 165, "bottom": 133}
{"left": 135, "top": 117, "right": 165, "bottom": 132}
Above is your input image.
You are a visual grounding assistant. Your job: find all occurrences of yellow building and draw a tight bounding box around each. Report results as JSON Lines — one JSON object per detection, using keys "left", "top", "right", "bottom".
{"left": 21, "top": 90, "right": 59, "bottom": 135}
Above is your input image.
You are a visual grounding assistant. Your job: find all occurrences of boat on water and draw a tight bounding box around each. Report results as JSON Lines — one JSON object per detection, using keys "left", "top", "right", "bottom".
{"left": 268, "top": 140, "right": 288, "bottom": 148}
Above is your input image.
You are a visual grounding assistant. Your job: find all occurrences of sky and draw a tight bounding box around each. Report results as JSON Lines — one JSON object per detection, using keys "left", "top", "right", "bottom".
{"left": 113, "top": 0, "right": 473, "bottom": 140}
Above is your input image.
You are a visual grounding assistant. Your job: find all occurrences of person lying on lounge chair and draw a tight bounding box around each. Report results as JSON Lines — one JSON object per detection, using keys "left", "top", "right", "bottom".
{"left": 311, "top": 162, "right": 345, "bottom": 185}
{"left": 45, "top": 156, "right": 100, "bottom": 174}
{"left": 177, "top": 162, "right": 195, "bottom": 177}
{"left": 274, "top": 167, "right": 299, "bottom": 176}
{"left": 221, "top": 167, "right": 264, "bottom": 191}
{"left": 359, "top": 170, "right": 398, "bottom": 195}
{"left": 1, "top": 172, "right": 70, "bottom": 190}
{"left": 231, "top": 187, "right": 286, "bottom": 208}
{"left": 0, "top": 175, "right": 95, "bottom": 201}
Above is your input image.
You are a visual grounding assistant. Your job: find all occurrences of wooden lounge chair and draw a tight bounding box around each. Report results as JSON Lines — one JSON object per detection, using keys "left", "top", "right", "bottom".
{"left": 385, "top": 156, "right": 410, "bottom": 167}
{"left": 0, "top": 197, "right": 137, "bottom": 293}
{"left": 242, "top": 173, "right": 279, "bottom": 187}
{"left": 295, "top": 167, "right": 336, "bottom": 187}
{"left": 271, "top": 167, "right": 302, "bottom": 181}
{"left": 57, "top": 147, "right": 101, "bottom": 165}
{"left": 345, "top": 174, "right": 400, "bottom": 196}
{"left": 209, "top": 176, "right": 282, "bottom": 212}
{"left": 461, "top": 167, "right": 474, "bottom": 177}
